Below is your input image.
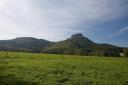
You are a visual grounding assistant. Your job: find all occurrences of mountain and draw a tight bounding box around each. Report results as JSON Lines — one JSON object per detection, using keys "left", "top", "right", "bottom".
{"left": 42, "top": 33, "right": 122, "bottom": 56}
{"left": 0, "top": 37, "right": 52, "bottom": 52}
{"left": 0, "top": 33, "right": 123, "bottom": 56}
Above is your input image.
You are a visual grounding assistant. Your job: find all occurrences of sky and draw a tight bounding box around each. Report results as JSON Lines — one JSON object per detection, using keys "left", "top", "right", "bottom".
{"left": 0, "top": 0, "right": 128, "bottom": 47}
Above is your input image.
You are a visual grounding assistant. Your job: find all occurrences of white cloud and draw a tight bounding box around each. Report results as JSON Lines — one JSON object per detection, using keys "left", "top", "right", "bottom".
{"left": 0, "top": 0, "right": 128, "bottom": 41}
{"left": 110, "top": 26, "right": 128, "bottom": 37}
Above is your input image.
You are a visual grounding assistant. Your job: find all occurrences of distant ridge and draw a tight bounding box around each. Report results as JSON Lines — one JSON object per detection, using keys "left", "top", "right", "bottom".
{"left": 0, "top": 33, "right": 123, "bottom": 56}
{"left": 13, "top": 37, "right": 38, "bottom": 40}
{"left": 0, "top": 37, "right": 52, "bottom": 52}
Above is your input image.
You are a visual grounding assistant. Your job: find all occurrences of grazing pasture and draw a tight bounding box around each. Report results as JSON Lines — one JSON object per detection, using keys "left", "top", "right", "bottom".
{"left": 0, "top": 52, "right": 128, "bottom": 85}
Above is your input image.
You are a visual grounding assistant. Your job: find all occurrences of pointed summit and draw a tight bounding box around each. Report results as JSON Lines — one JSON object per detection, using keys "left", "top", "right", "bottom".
{"left": 69, "top": 33, "right": 94, "bottom": 44}
{"left": 71, "top": 33, "right": 84, "bottom": 38}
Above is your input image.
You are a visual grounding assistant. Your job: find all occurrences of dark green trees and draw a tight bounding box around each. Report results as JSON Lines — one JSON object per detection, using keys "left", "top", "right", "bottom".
{"left": 123, "top": 48, "right": 128, "bottom": 57}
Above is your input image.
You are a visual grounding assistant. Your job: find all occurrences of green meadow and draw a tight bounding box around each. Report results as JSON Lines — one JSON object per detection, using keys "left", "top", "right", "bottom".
{"left": 0, "top": 52, "right": 128, "bottom": 85}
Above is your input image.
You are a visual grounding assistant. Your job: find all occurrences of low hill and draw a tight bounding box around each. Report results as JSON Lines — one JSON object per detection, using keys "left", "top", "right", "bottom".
{"left": 0, "top": 37, "right": 52, "bottom": 52}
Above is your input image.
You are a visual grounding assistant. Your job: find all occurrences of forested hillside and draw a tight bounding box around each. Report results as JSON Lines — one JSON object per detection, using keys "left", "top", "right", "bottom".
{"left": 0, "top": 33, "right": 124, "bottom": 57}
{"left": 42, "top": 33, "right": 122, "bottom": 57}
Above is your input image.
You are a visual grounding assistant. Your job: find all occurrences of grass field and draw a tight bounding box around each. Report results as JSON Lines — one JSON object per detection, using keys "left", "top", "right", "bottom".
{"left": 0, "top": 52, "right": 128, "bottom": 85}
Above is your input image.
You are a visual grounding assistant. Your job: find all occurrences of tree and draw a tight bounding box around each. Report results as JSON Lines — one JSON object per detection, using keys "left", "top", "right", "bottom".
{"left": 123, "top": 48, "right": 128, "bottom": 57}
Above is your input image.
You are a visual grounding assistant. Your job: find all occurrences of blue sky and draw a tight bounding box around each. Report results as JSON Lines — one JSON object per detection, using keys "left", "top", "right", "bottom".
{"left": 0, "top": 0, "right": 128, "bottom": 47}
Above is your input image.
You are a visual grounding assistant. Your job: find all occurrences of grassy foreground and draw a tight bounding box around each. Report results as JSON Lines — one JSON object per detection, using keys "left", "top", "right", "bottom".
{"left": 0, "top": 52, "right": 128, "bottom": 85}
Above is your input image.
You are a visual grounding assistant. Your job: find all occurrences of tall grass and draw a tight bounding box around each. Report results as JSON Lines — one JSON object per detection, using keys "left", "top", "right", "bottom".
{"left": 0, "top": 52, "right": 128, "bottom": 85}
